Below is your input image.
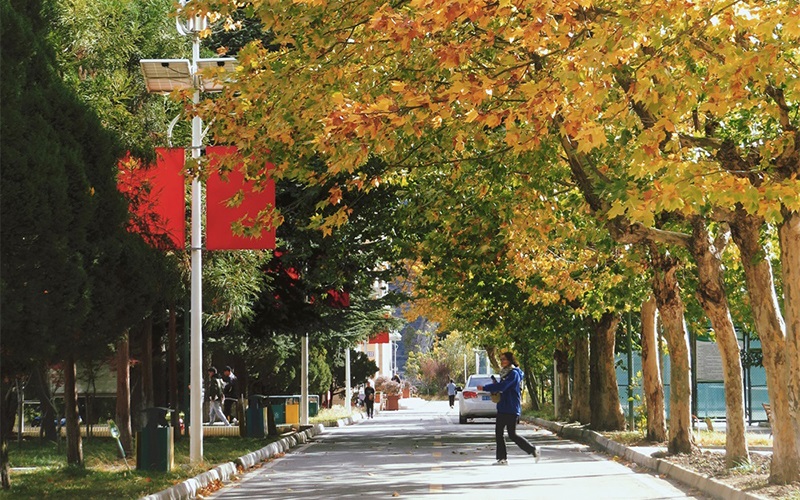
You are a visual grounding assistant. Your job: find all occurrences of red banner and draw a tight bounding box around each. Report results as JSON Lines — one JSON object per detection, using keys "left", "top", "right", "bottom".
{"left": 369, "top": 331, "right": 389, "bottom": 344}
{"left": 206, "top": 146, "right": 276, "bottom": 250}
{"left": 325, "top": 289, "right": 350, "bottom": 309}
{"left": 117, "top": 148, "right": 186, "bottom": 250}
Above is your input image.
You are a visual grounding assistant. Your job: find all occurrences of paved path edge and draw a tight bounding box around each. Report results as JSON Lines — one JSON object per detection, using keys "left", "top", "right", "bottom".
{"left": 140, "top": 423, "right": 328, "bottom": 500}
{"left": 528, "top": 417, "right": 768, "bottom": 500}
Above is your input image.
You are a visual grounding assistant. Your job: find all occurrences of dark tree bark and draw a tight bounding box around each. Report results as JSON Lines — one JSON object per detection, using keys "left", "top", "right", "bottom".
{"left": 32, "top": 365, "right": 57, "bottom": 443}
{"left": 516, "top": 343, "right": 540, "bottom": 411}
{"left": 64, "top": 355, "right": 83, "bottom": 466}
{"left": 589, "top": 312, "right": 625, "bottom": 430}
{"left": 554, "top": 344, "right": 571, "bottom": 420}
{"left": 1, "top": 378, "right": 18, "bottom": 489}
{"left": 141, "top": 317, "right": 154, "bottom": 412}
{"left": 571, "top": 332, "right": 591, "bottom": 424}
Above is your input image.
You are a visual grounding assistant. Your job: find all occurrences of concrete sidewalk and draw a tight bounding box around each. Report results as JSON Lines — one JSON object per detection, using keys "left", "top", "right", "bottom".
{"left": 527, "top": 417, "right": 769, "bottom": 500}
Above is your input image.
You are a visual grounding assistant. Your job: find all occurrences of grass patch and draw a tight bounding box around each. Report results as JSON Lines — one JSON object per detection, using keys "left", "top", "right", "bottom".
{"left": 693, "top": 430, "right": 772, "bottom": 448}
{"left": 602, "top": 431, "right": 654, "bottom": 446}
{"left": 599, "top": 430, "right": 773, "bottom": 448}
{"left": 309, "top": 405, "right": 354, "bottom": 423}
{"left": 4, "top": 435, "right": 281, "bottom": 499}
{"left": 522, "top": 403, "right": 555, "bottom": 422}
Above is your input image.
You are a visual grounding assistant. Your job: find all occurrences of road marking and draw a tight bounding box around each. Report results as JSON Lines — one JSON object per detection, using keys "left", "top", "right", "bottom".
{"left": 432, "top": 451, "right": 442, "bottom": 458}
{"left": 432, "top": 466, "right": 442, "bottom": 472}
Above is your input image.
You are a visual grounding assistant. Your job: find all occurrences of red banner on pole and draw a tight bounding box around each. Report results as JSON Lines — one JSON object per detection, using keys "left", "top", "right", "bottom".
{"left": 206, "top": 146, "right": 276, "bottom": 250}
{"left": 325, "top": 289, "right": 350, "bottom": 309}
{"left": 117, "top": 148, "right": 186, "bottom": 250}
{"left": 369, "top": 331, "right": 390, "bottom": 344}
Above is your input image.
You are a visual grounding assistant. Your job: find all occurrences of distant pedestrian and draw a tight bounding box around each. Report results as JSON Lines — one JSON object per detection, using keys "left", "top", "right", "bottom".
{"left": 206, "top": 367, "right": 231, "bottom": 426}
{"left": 391, "top": 373, "right": 401, "bottom": 383}
{"left": 446, "top": 379, "right": 457, "bottom": 408}
{"left": 222, "top": 366, "right": 240, "bottom": 424}
{"left": 364, "top": 381, "right": 376, "bottom": 418}
{"left": 478, "top": 352, "right": 539, "bottom": 465}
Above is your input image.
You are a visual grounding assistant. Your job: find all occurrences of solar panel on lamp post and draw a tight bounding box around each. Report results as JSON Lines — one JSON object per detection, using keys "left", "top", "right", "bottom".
{"left": 139, "top": 4, "right": 236, "bottom": 465}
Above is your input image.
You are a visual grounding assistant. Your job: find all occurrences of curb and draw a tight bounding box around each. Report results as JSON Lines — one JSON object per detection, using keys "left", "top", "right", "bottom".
{"left": 315, "top": 411, "right": 365, "bottom": 428}
{"left": 528, "top": 417, "right": 768, "bottom": 500}
{"left": 140, "top": 424, "right": 324, "bottom": 500}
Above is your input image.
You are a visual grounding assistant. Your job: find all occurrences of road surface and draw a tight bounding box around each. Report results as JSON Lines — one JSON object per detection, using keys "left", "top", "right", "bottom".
{"left": 211, "top": 399, "right": 707, "bottom": 500}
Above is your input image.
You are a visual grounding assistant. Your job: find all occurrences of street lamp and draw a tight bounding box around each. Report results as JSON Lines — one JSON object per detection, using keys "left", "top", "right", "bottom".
{"left": 140, "top": 3, "right": 237, "bottom": 464}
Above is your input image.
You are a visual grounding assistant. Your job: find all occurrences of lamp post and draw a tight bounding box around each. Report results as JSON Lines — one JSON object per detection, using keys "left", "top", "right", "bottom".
{"left": 389, "top": 330, "right": 401, "bottom": 376}
{"left": 139, "top": 2, "right": 236, "bottom": 464}
{"left": 345, "top": 347, "right": 352, "bottom": 414}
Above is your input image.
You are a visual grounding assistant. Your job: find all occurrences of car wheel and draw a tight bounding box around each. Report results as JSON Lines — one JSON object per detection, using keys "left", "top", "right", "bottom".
{"left": 459, "top": 414, "right": 467, "bottom": 424}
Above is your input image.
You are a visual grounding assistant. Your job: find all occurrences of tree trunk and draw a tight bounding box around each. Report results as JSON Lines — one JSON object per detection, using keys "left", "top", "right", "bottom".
{"left": 589, "top": 312, "right": 625, "bottom": 430}
{"left": 779, "top": 208, "right": 800, "bottom": 479}
{"left": 554, "top": 344, "right": 571, "bottom": 420}
{"left": 64, "top": 355, "right": 83, "bottom": 466}
{"left": 731, "top": 210, "right": 800, "bottom": 483}
{"left": 168, "top": 306, "right": 179, "bottom": 438}
{"left": 141, "top": 317, "right": 154, "bottom": 411}
{"left": 515, "top": 344, "right": 541, "bottom": 411}
{"left": 571, "top": 331, "right": 591, "bottom": 424}
{"left": 650, "top": 247, "right": 694, "bottom": 454}
{"left": 115, "top": 333, "right": 132, "bottom": 455}
{"left": 690, "top": 218, "right": 748, "bottom": 465}
{"left": 1, "top": 379, "right": 18, "bottom": 489}
{"left": 641, "top": 295, "right": 667, "bottom": 442}
{"left": 32, "top": 365, "right": 57, "bottom": 442}
{"left": 526, "top": 371, "right": 541, "bottom": 411}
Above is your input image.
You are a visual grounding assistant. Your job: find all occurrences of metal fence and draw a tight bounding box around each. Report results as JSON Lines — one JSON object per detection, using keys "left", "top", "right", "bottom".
{"left": 615, "top": 333, "right": 768, "bottom": 424}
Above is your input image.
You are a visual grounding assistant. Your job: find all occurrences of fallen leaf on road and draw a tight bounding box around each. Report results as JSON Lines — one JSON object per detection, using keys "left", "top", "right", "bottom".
{"left": 392, "top": 492, "right": 400, "bottom": 497}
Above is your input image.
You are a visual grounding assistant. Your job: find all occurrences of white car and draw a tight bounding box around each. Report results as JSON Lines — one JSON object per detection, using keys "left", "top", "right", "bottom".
{"left": 457, "top": 374, "right": 499, "bottom": 424}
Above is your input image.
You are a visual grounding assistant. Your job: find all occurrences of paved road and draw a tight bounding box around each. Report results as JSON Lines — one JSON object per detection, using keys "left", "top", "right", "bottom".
{"left": 212, "top": 399, "right": 707, "bottom": 500}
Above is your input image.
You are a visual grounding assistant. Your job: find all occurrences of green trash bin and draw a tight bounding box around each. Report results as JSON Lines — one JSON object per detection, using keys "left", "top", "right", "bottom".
{"left": 246, "top": 395, "right": 269, "bottom": 438}
{"left": 270, "top": 401, "right": 286, "bottom": 425}
{"left": 309, "top": 395, "right": 319, "bottom": 417}
{"left": 136, "top": 407, "right": 174, "bottom": 471}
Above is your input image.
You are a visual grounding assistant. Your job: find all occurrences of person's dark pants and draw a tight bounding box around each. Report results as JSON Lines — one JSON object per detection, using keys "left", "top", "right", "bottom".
{"left": 495, "top": 413, "right": 536, "bottom": 460}
{"left": 365, "top": 400, "right": 374, "bottom": 418}
{"left": 223, "top": 398, "right": 236, "bottom": 421}
{"left": 448, "top": 395, "right": 455, "bottom": 408}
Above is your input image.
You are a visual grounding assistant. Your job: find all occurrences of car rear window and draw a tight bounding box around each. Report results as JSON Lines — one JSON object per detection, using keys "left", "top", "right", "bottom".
{"left": 467, "top": 376, "right": 495, "bottom": 388}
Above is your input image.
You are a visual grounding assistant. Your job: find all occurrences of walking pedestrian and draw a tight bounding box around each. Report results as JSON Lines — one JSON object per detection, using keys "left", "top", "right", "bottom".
{"left": 364, "top": 381, "right": 376, "bottom": 418}
{"left": 206, "top": 367, "right": 231, "bottom": 426}
{"left": 446, "top": 379, "right": 457, "bottom": 408}
{"left": 478, "top": 352, "right": 539, "bottom": 465}
{"left": 222, "top": 366, "right": 240, "bottom": 424}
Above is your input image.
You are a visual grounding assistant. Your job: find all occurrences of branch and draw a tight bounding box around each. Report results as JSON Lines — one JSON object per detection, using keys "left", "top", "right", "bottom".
{"left": 677, "top": 133, "right": 722, "bottom": 150}
{"left": 713, "top": 222, "right": 732, "bottom": 253}
{"left": 610, "top": 220, "right": 691, "bottom": 248}
{"left": 709, "top": 207, "right": 736, "bottom": 223}
{"left": 765, "top": 85, "right": 796, "bottom": 132}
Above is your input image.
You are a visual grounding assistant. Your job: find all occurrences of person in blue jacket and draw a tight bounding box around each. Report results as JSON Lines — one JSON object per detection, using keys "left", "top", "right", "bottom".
{"left": 478, "top": 351, "right": 540, "bottom": 465}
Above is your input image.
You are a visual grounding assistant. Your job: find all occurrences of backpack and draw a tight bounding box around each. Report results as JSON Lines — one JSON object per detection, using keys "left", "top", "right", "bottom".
{"left": 209, "top": 377, "right": 224, "bottom": 399}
